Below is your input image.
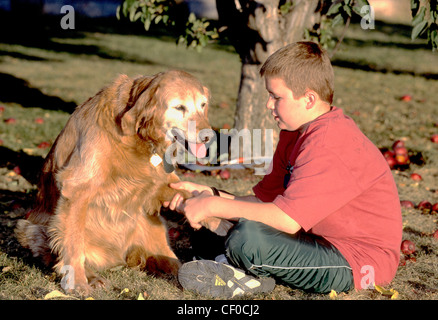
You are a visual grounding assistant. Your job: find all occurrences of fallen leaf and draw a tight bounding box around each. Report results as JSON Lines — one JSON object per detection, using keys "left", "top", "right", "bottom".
{"left": 329, "top": 289, "right": 337, "bottom": 300}
{"left": 44, "top": 290, "right": 69, "bottom": 300}
{"left": 375, "top": 284, "right": 399, "bottom": 299}
{"left": 390, "top": 289, "right": 399, "bottom": 300}
{"left": 120, "top": 288, "right": 129, "bottom": 295}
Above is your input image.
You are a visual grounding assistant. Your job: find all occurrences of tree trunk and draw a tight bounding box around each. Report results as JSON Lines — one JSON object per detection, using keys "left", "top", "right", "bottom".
{"left": 216, "top": 0, "right": 320, "bottom": 156}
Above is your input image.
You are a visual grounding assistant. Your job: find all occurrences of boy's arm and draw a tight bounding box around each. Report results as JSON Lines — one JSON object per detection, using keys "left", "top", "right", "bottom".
{"left": 184, "top": 191, "right": 301, "bottom": 235}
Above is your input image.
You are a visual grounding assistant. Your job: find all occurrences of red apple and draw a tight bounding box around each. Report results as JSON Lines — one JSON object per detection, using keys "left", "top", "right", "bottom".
{"left": 417, "top": 200, "right": 432, "bottom": 211}
{"left": 395, "top": 154, "right": 409, "bottom": 165}
{"left": 431, "top": 134, "right": 438, "bottom": 144}
{"left": 4, "top": 118, "right": 16, "bottom": 124}
{"left": 432, "top": 203, "right": 438, "bottom": 213}
{"left": 394, "top": 146, "right": 408, "bottom": 155}
{"left": 382, "top": 150, "right": 394, "bottom": 159}
{"left": 37, "top": 141, "right": 51, "bottom": 149}
{"left": 168, "top": 228, "right": 180, "bottom": 241}
{"left": 398, "top": 255, "right": 406, "bottom": 266}
{"left": 392, "top": 140, "right": 405, "bottom": 150}
{"left": 219, "top": 169, "right": 231, "bottom": 180}
{"left": 386, "top": 156, "right": 397, "bottom": 169}
{"left": 34, "top": 117, "right": 44, "bottom": 124}
{"left": 400, "top": 95, "right": 412, "bottom": 102}
{"left": 410, "top": 173, "right": 422, "bottom": 181}
{"left": 400, "top": 200, "right": 415, "bottom": 208}
{"left": 400, "top": 240, "right": 415, "bottom": 255}
{"left": 432, "top": 230, "right": 438, "bottom": 240}
{"left": 210, "top": 169, "right": 220, "bottom": 177}
{"left": 0, "top": 106, "right": 5, "bottom": 113}
{"left": 12, "top": 166, "right": 21, "bottom": 175}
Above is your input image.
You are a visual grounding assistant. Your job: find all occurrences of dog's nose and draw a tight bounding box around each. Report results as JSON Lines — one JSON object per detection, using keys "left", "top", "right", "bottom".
{"left": 200, "top": 129, "right": 215, "bottom": 144}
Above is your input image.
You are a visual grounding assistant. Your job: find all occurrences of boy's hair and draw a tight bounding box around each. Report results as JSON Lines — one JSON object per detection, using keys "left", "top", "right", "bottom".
{"left": 260, "top": 41, "right": 334, "bottom": 104}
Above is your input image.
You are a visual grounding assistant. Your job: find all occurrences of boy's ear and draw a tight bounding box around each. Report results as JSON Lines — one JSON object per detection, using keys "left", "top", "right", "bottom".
{"left": 304, "top": 90, "right": 317, "bottom": 109}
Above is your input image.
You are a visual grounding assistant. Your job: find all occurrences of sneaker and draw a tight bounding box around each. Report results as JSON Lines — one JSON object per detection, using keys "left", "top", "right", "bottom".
{"left": 178, "top": 260, "right": 275, "bottom": 298}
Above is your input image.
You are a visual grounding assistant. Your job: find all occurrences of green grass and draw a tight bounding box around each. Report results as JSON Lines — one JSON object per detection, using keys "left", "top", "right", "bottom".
{"left": 1, "top": 16, "right": 438, "bottom": 301}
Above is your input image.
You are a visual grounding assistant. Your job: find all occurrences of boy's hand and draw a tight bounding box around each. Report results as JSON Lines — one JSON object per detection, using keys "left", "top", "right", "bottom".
{"left": 183, "top": 190, "right": 214, "bottom": 230}
{"left": 163, "top": 181, "right": 212, "bottom": 213}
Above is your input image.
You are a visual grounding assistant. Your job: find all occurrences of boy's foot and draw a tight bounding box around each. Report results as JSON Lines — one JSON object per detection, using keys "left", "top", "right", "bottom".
{"left": 178, "top": 260, "right": 275, "bottom": 298}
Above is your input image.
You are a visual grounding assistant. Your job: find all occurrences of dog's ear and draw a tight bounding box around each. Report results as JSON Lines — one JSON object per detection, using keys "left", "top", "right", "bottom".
{"left": 116, "top": 75, "right": 157, "bottom": 136}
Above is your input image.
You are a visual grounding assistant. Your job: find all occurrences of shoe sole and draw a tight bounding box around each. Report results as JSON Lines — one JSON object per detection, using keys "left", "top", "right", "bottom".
{"left": 178, "top": 260, "right": 275, "bottom": 298}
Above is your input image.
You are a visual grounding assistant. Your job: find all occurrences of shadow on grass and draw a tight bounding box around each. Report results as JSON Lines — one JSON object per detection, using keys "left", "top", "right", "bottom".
{"left": 0, "top": 73, "right": 77, "bottom": 113}
{"left": 332, "top": 59, "right": 438, "bottom": 80}
{"left": 0, "top": 146, "right": 48, "bottom": 268}
{"left": 0, "top": 10, "right": 172, "bottom": 66}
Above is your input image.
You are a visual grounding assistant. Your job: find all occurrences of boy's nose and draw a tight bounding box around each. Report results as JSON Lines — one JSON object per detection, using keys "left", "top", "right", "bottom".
{"left": 266, "top": 96, "right": 274, "bottom": 110}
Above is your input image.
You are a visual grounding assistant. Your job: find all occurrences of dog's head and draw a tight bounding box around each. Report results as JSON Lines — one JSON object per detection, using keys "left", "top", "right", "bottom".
{"left": 115, "top": 70, "right": 214, "bottom": 158}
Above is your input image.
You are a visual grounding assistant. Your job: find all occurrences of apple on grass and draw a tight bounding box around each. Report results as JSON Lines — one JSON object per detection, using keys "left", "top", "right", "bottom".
{"left": 417, "top": 200, "right": 432, "bottom": 211}
{"left": 386, "top": 156, "right": 397, "bottom": 169}
{"left": 4, "top": 118, "right": 16, "bottom": 124}
{"left": 400, "top": 240, "right": 415, "bottom": 255}
{"left": 431, "top": 134, "right": 438, "bottom": 144}
{"left": 37, "top": 141, "right": 51, "bottom": 149}
{"left": 168, "top": 228, "right": 180, "bottom": 241}
{"left": 392, "top": 140, "right": 405, "bottom": 150}
{"left": 400, "top": 200, "right": 415, "bottom": 208}
{"left": 12, "top": 166, "right": 21, "bottom": 175}
{"left": 400, "top": 95, "right": 412, "bottom": 102}
{"left": 219, "top": 169, "right": 230, "bottom": 180}
{"left": 410, "top": 173, "right": 422, "bottom": 181}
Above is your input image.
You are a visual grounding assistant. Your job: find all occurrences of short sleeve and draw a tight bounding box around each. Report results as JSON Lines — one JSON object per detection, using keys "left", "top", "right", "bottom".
{"left": 273, "top": 145, "right": 363, "bottom": 232}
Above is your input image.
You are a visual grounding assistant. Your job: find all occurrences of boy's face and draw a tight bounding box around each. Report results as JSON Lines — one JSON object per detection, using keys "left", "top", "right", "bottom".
{"left": 264, "top": 77, "right": 309, "bottom": 131}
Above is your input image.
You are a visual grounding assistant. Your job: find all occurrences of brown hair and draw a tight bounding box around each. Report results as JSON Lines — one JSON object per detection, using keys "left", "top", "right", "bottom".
{"left": 260, "top": 41, "right": 334, "bottom": 104}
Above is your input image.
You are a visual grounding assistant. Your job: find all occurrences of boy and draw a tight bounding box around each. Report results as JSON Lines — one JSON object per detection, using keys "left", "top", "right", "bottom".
{"left": 165, "top": 41, "right": 402, "bottom": 298}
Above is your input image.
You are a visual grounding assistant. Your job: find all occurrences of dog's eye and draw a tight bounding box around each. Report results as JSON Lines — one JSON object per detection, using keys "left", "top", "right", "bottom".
{"left": 175, "top": 105, "right": 187, "bottom": 113}
{"left": 201, "top": 102, "right": 206, "bottom": 109}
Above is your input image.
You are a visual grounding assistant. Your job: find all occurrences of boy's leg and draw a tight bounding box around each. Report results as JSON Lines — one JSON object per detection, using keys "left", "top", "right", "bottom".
{"left": 226, "top": 219, "right": 354, "bottom": 294}
{"left": 179, "top": 226, "right": 275, "bottom": 298}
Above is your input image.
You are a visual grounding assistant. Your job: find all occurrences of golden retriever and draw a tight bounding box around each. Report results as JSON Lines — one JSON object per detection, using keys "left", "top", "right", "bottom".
{"left": 15, "top": 70, "right": 214, "bottom": 293}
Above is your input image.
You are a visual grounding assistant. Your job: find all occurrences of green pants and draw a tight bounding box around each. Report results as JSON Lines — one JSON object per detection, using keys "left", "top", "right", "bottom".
{"left": 225, "top": 219, "right": 354, "bottom": 294}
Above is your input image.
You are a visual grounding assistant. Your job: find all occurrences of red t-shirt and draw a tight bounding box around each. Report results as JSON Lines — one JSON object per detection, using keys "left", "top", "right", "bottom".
{"left": 253, "top": 107, "right": 402, "bottom": 289}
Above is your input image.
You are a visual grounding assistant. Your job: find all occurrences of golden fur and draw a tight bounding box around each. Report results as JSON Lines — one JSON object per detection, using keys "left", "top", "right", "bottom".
{"left": 15, "top": 70, "right": 212, "bottom": 293}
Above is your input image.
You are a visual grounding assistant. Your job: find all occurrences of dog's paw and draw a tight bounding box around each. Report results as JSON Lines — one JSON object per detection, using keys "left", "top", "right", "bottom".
{"left": 88, "top": 274, "right": 107, "bottom": 289}
{"left": 146, "top": 255, "right": 181, "bottom": 277}
{"left": 201, "top": 217, "right": 234, "bottom": 236}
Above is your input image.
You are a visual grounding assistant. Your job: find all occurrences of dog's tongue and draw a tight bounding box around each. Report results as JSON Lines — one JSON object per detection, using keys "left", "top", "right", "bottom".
{"left": 188, "top": 142, "right": 207, "bottom": 158}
